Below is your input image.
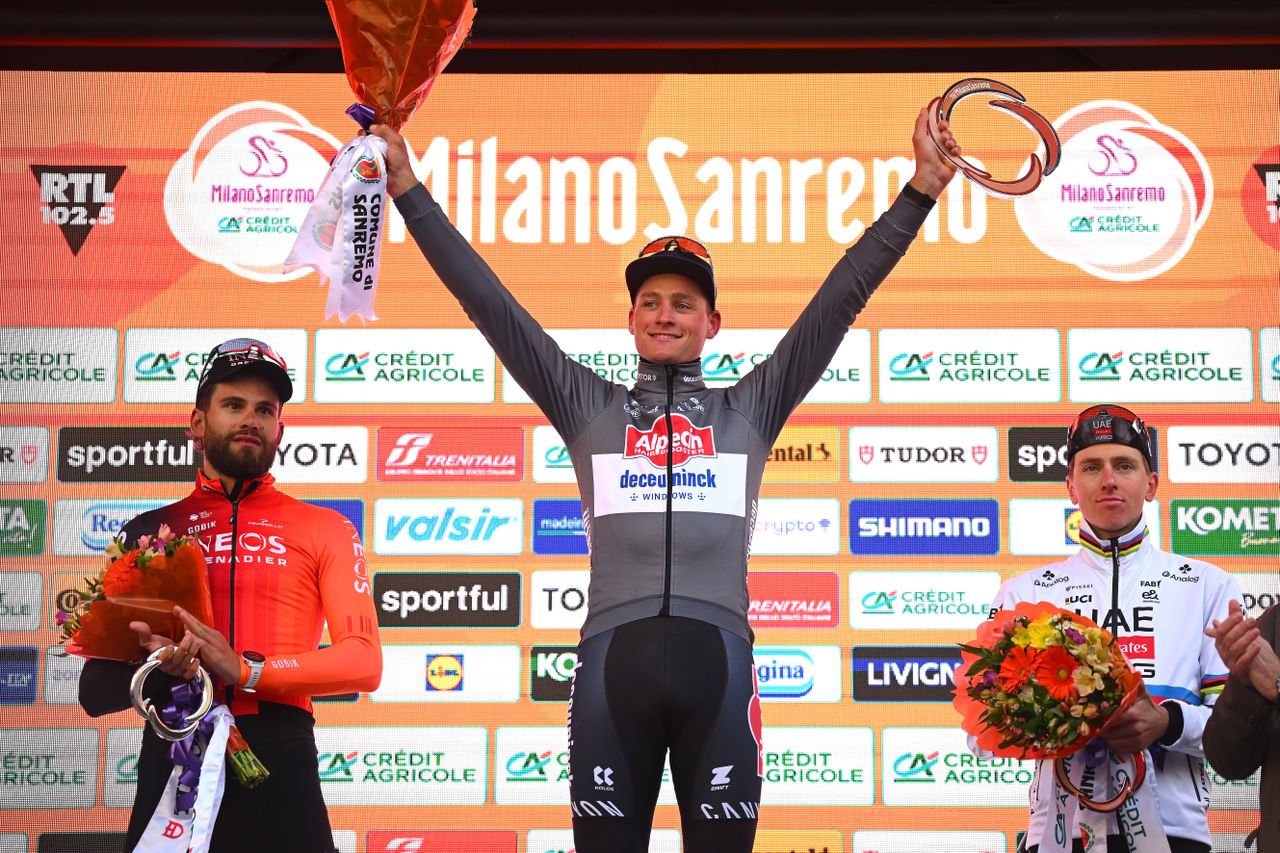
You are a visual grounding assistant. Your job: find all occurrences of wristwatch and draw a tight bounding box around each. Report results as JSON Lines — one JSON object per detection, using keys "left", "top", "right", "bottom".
{"left": 241, "top": 650, "right": 266, "bottom": 693}
{"left": 1273, "top": 673, "right": 1280, "bottom": 707}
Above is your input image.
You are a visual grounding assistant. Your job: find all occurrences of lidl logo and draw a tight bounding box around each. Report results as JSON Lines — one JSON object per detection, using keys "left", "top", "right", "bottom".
{"left": 892, "top": 751, "right": 939, "bottom": 783}
{"left": 425, "top": 654, "right": 464, "bottom": 691}
{"left": 1065, "top": 508, "right": 1084, "bottom": 544}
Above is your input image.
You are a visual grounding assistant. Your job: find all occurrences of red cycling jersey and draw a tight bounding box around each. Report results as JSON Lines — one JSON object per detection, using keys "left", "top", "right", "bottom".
{"left": 119, "top": 470, "right": 381, "bottom": 716}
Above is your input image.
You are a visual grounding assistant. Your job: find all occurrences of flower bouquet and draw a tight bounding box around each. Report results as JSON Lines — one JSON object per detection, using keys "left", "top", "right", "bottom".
{"left": 954, "top": 601, "right": 1171, "bottom": 852}
{"left": 58, "top": 525, "right": 216, "bottom": 660}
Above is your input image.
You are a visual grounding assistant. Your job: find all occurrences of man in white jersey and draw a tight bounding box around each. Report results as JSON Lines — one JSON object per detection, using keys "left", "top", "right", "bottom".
{"left": 987, "top": 404, "right": 1238, "bottom": 853}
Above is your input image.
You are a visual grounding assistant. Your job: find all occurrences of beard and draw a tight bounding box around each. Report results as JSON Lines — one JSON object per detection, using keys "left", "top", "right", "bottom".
{"left": 202, "top": 426, "right": 279, "bottom": 481}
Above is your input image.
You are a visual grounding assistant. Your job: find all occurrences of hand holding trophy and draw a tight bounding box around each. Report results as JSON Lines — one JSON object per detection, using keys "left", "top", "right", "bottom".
{"left": 285, "top": 0, "right": 478, "bottom": 322}
{"left": 926, "top": 78, "right": 1061, "bottom": 199}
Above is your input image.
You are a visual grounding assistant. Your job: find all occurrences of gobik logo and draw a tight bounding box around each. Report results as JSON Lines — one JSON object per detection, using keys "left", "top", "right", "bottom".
{"left": 375, "top": 571, "right": 521, "bottom": 627}
{"left": 31, "top": 165, "right": 125, "bottom": 255}
{"left": 530, "top": 646, "right": 578, "bottom": 702}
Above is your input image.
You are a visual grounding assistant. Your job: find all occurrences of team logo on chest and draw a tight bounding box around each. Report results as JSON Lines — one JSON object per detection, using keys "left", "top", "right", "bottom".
{"left": 624, "top": 414, "right": 716, "bottom": 469}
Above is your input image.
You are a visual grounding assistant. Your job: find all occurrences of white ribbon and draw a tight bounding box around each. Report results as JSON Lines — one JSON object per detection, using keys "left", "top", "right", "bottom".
{"left": 1040, "top": 749, "right": 1168, "bottom": 853}
{"left": 133, "top": 704, "right": 232, "bottom": 853}
{"left": 284, "top": 134, "right": 388, "bottom": 322}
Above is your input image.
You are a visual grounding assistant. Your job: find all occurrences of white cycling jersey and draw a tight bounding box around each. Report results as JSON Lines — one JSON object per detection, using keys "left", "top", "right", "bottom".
{"left": 989, "top": 518, "right": 1239, "bottom": 848}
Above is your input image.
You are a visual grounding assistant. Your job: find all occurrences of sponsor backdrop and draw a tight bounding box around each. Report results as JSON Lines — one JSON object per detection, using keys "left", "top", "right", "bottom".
{"left": 1, "top": 69, "right": 1277, "bottom": 851}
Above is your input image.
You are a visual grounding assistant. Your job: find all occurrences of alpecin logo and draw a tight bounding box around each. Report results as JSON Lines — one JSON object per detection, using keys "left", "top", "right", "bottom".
{"left": 624, "top": 414, "right": 715, "bottom": 469}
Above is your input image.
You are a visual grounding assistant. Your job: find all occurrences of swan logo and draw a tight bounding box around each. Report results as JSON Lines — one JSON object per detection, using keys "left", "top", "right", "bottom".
{"left": 165, "top": 102, "right": 341, "bottom": 282}
{"left": 1015, "top": 101, "right": 1212, "bottom": 281}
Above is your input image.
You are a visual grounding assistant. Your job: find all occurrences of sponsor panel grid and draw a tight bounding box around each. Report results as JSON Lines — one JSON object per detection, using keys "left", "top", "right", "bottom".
{"left": 2, "top": 69, "right": 1274, "bottom": 847}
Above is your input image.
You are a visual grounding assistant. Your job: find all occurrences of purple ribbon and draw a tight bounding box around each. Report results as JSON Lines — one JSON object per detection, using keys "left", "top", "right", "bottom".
{"left": 346, "top": 102, "right": 375, "bottom": 131}
{"left": 1082, "top": 737, "right": 1109, "bottom": 769}
{"left": 162, "top": 676, "right": 217, "bottom": 813}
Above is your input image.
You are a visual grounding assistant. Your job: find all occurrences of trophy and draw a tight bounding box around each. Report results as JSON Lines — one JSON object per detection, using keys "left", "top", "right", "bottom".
{"left": 926, "top": 78, "right": 1062, "bottom": 198}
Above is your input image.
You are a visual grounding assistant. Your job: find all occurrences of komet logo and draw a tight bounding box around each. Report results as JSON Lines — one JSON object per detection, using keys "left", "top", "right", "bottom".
{"left": 851, "top": 646, "right": 962, "bottom": 702}
{"left": 530, "top": 646, "right": 578, "bottom": 702}
{"left": 57, "top": 427, "right": 199, "bottom": 483}
{"left": 0, "top": 647, "right": 38, "bottom": 704}
{"left": 374, "top": 498, "right": 523, "bottom": 556}
{"left": 378, "top": 427, "right": 522, "bottom": 482}
{"left": 533, "top": 500, "right": 589, "bottom": 556}
{"left": 1172, "top": 500, "right": 1280, "bottom": 556}
{"left": 375, "top": 572, "right": 521, "bottom": 628}
{"left": 747, "top": 572, "right": 838, "bottom": 630}
{"left": 0, "top": 500, "right": 45, "bottom": 557}
{"left": 849, "top": 499, "right": 999, "bottom": 555}
{"left": 32, "top": 165, "right": 125, "bottom": 255}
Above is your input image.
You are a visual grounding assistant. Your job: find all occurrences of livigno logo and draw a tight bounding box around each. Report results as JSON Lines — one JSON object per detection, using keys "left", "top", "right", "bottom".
{"left": 1172, "top": 500, "right": 1280, "bottom": 556}
{"left": 0, "top": 499, "right": 45, "bottom": 556}
{"left": 878, "top": 329, "right": 1061, "bottom": 404}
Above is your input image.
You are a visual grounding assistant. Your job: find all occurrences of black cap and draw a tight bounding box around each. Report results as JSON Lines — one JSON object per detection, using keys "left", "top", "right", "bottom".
{"left": 1066, "top": 404, "right": 1155, "bottom": 470}
{"left": 196, "top": 338, "right": 293, "bottom": 403}
{"left": 625, "top": 236, "right": 717, "bottom": 309}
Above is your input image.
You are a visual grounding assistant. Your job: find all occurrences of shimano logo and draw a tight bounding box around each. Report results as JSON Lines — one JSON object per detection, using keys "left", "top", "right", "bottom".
{"left": 857, "top": 516, "right": 990, "bottom": 537}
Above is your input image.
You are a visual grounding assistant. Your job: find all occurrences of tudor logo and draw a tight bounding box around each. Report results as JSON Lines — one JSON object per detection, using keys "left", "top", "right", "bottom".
{"left": 624, "top": 413, "right": 715, "bottom": 469}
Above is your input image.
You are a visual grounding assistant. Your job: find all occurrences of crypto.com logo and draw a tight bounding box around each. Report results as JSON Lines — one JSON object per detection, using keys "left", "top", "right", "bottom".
{"left": 1015, "top": 101, "right": 1212, "bottom": 281}
{"left": 165, "top": 101, "right": 341, "bottom": 282}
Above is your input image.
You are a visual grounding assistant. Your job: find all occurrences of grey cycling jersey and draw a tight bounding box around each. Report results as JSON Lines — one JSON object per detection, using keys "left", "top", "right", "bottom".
{"left": 397, "top": 183, "right": 932, "bottom": 642}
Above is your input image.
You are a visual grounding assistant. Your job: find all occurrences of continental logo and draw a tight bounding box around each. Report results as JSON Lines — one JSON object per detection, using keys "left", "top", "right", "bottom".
{"left": 764, "top": 426, "right": 840, "bottom": 483}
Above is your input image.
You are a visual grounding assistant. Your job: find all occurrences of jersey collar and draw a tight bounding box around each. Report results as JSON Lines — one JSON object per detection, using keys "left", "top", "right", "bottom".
{"left": 633, "top": 358, "right": 707, "bottom": 394}
{"left": 1076, "top": 517, "right": 1150, "bottom": 569}
{"left": 196, "top": 468, "right": 276, "bottom": 498}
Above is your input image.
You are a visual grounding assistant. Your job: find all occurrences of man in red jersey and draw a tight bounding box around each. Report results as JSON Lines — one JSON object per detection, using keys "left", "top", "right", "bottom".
{"left": 79, "top": 337, "right": 381, "bottom": 853}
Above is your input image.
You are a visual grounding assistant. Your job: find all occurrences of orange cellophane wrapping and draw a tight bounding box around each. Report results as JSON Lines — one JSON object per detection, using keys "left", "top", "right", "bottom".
{"left": 952, "top": 600, "right": 1144, "bottom": 760}
{"left": 66, "top": 543, "right": 217, "bottom": 662}
{"left": 326, "top": 0, "right": 477, "bottom": 131}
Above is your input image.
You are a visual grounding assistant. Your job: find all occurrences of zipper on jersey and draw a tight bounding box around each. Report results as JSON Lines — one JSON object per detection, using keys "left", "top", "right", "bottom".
{"left": 222, "top": 478, "right": 260, "bottom": 703}
{"left": 1104, "top": 536, "right": 1122, "bottom": 635}
{"left": 659, "top": 364, "right": 675, "bottom": 616}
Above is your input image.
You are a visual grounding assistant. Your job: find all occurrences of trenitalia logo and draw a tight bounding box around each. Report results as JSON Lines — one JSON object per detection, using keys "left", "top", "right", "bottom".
{"left": 1068, "top": 328, "right": 1254, "bottom": 403}
{"left": 848, "top": 499, "right": 999, "bottom": 555}
{"left": 532, "top": 500, "right": 589, "bottom": 556}
{"left": 754, "top": 646, "right": 841, "bottom": 702}
{"left": 851, "top": 646, "right": 962, "bottom": 702}
{"left": 377, "top": 427, "right": 522, "bottom": 482}
{"left": 747, "top": 572, "right": 839, "bottom": 629}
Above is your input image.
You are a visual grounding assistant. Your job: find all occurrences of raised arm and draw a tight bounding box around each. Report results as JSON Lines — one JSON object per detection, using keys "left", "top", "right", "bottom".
{"left": 729, "top": 107, "right": 960, "bottom": 440}
{"left": 374, "top": 124, "right": 613, "bottom": 440}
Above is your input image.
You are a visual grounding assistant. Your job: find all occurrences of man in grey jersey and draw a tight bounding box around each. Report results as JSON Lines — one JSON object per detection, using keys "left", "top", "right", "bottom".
{"left": 374, "top": 110, "right": 958, "bottom": 853}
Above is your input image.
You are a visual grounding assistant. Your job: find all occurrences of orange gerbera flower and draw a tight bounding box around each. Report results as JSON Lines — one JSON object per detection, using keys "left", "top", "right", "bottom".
{"left": 998, "top": 644, "right": 1038, "bottom": 692}
{"left": 1035, "top": 646, "right": 1079, "bottom": 702}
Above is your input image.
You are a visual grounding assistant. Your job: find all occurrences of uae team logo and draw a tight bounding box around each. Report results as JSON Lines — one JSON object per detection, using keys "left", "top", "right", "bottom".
{"left": 164, "top": 101, "right": 342, "bottom": 281}
{"left": 1014, "top": 101, "right": 1212, "bottom": 281}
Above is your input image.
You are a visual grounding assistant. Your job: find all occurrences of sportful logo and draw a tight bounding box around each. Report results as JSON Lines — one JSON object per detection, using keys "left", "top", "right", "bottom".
{"left": 624, "top": 414, "right": 715, "bottom": 468}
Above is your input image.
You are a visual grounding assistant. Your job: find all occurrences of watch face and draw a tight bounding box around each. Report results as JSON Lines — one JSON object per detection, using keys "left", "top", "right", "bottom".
{"left": 244, "top": 651, "right": 266, "bottom": 663}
